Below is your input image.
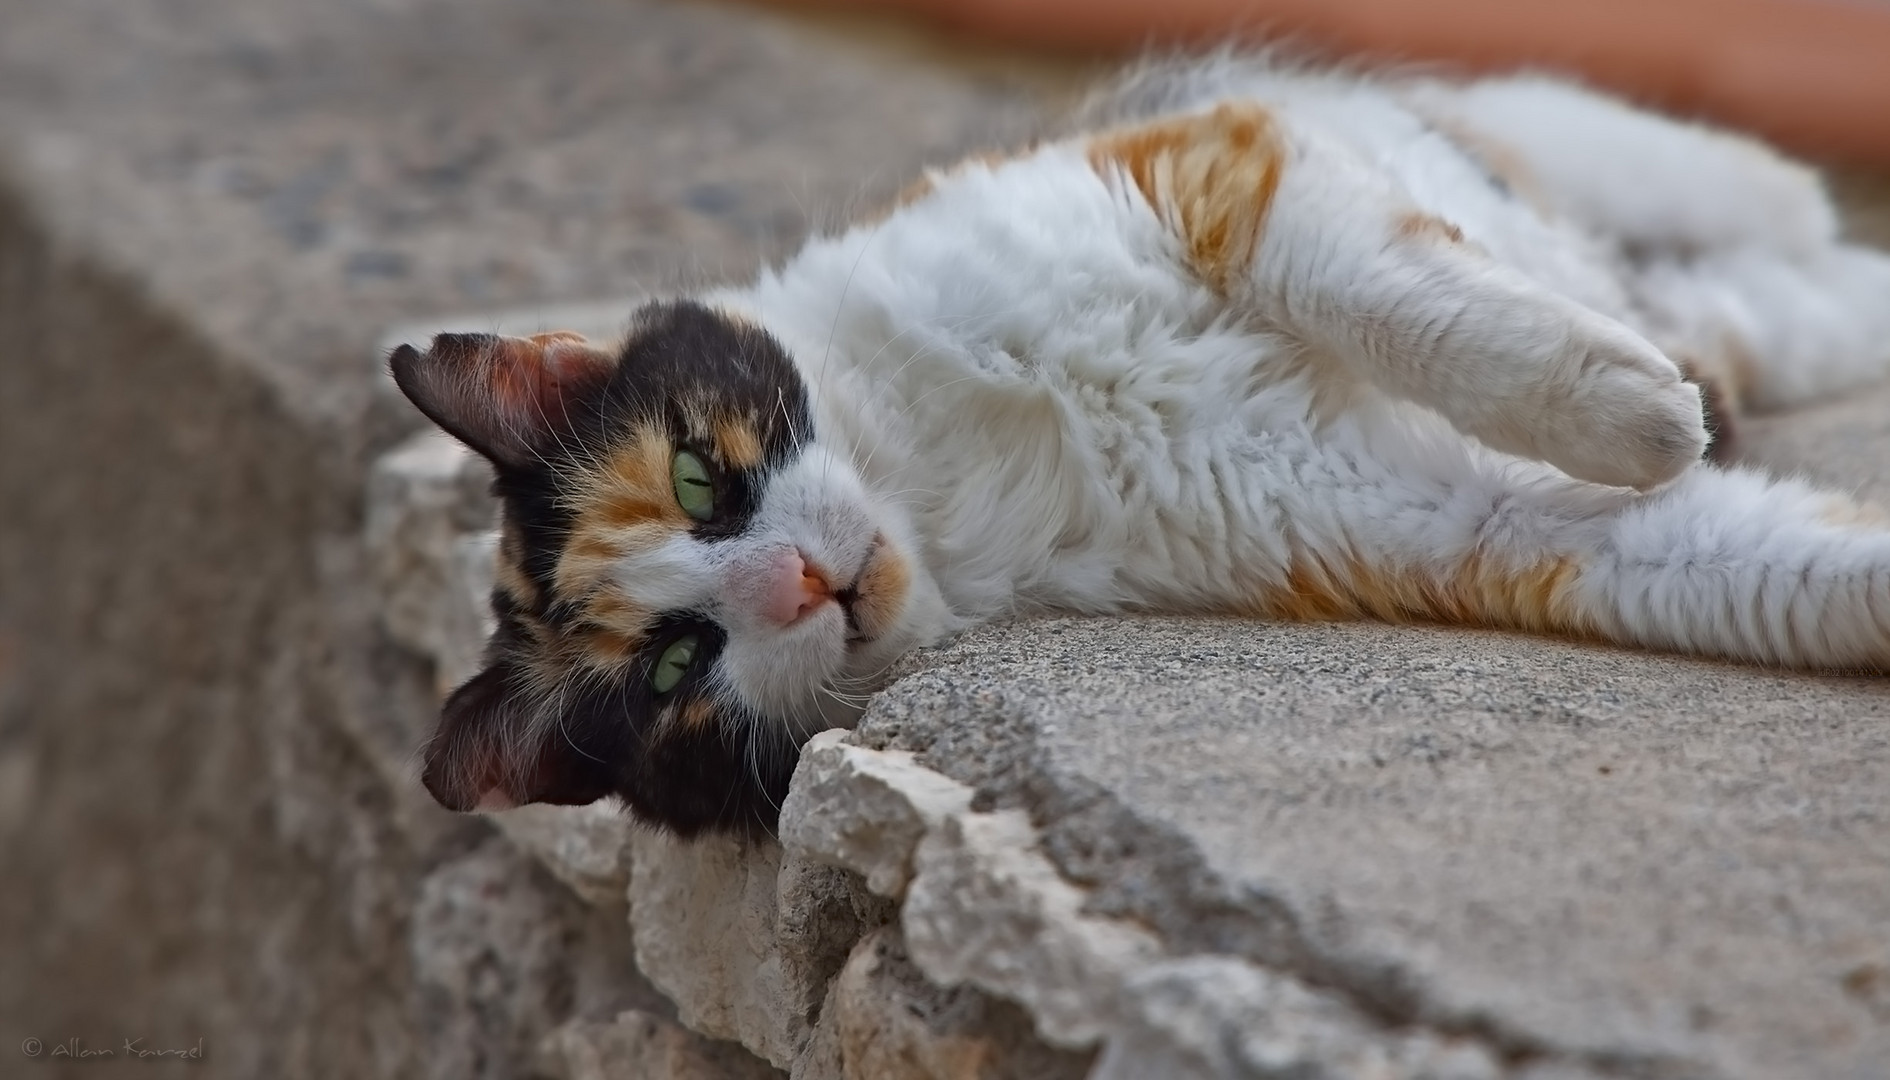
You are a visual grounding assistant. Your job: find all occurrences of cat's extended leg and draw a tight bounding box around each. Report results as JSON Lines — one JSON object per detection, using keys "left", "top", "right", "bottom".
{"left": 1088, "top": 104, "right": 1708, "bottom": 491}
{"left": 1636, "top": 245, "right": 1890, "bottom": 411}
{"left": 1223, "top": 432, "right": 1890, "bottom": 671}
{"left": 1410, "top": 75, "right": 1840, "bottom": 261}
{"left": 1415, "top": 77, "right": 1890, "bottom": 411}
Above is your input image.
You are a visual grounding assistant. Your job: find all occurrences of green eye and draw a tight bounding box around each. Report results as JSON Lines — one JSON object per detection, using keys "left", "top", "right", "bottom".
{"left": 651, "top": 635, "right": 699, "bottom": 694}
{"left": 671, "top": 450, "right": 714, "bottom": 521}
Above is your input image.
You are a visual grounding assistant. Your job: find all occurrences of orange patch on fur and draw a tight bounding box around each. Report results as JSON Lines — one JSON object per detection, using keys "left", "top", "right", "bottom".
{"left": 556, "top": 423, "right": 691, "bottom": 594}
{"left": 574, "top": 625, "right": 645, "bottom": 669}
{"left": 679, "top": 698, "right": 715, "bottom": 730}
{"left": 564, "top": 531, "right": 623, "bottom": 564}
{"left": 584, "top": 425, "right": 692, "bottom": 531}
{"left": 849, "top": 536, "right": 912, "bottom": 640}
{"left": 495, "top": 525, "right": 542, "bottom": 609}
{"left": 494, "top": 560, "right": 539, "bottom": 609}
{"left": 554, "top": 530, "right": 625, "bottom": 596}
{"left": 1253, "top": 551, "right": 1590, "bottom": 637}
{"left": 1089, "top": 103, "right": 1285, "bottom": 293}
{"left": 582, "top": 589, "right": 650, "bottom": 631}
{"left": 1395, "top": 210, "right": 1465, "bottom": 245}
{"left": 714, "top": 415, "right": 765, "bottom": 469}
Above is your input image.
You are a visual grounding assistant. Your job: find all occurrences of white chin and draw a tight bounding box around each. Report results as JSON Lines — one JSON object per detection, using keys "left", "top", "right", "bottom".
{"left": 720, "top": 606, "right": 851, "bottom": 719}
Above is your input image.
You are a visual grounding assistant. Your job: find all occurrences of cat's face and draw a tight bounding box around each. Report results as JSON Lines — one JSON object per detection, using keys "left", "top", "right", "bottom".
{"left": 391, "top": 301, "right": 926, "bottom": 835}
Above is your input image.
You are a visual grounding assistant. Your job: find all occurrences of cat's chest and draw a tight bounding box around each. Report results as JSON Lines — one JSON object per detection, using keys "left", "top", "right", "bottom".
{"left": 865, "top": 304, "right": 1294, "bottom": 460}
{"left": 849, "top": 314, "right": 1303, "bottom": 513}
{"left": 832, "top": 312, "right": 1343, "bottom": 615}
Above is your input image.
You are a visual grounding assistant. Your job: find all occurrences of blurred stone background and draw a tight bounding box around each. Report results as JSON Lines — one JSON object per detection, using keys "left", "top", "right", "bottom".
{"left": 2, "top": 1, "right": 1887, "bottom": 1078}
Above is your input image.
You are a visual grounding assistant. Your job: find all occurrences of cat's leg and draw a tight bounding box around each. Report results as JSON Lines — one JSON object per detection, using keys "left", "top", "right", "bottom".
{"left": 1088, "top": 104, "right": 1708, "bottom": 491}
{"left": 1230, "top": 429, "right": 1890, "bottom": 671}
{"left": 1635, "top": 244, "right": 1890, "bottom": 412}
{"left": 1419, "top": 78, "right": 1890, "bottom": 414}
{"left": 1410, "top": 75, "right": 1840, "bottom": 261}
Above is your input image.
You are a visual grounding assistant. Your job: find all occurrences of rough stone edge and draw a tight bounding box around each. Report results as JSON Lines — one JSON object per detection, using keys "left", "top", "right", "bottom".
{"left": 782, "top": 733, "right": 1564, "bottom": 1080}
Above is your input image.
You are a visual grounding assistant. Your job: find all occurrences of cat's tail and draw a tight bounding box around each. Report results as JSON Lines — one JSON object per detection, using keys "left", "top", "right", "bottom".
{"left": 1245, "top": 457, "right": 1890, "bottom": 672}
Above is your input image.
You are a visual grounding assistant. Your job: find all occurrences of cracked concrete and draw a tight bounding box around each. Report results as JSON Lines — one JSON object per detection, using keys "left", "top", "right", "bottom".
{"left": 7, "top": 0, "right": 1890, "bottom": 1076}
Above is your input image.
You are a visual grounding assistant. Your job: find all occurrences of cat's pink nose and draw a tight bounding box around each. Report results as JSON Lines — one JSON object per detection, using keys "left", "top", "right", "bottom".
{"left": 764, "top": 549, "right": 832, "bottom": 626}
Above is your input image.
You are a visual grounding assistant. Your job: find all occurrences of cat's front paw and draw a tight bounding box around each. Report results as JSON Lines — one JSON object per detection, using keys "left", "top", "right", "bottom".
{"left": 1532, "top": 325, "right": 1709, "bottom": 490}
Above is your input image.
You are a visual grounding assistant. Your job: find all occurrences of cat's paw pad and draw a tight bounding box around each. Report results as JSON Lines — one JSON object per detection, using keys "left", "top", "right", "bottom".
{"left": 1539, "top": 331, "right": 1708, "bottom": 490}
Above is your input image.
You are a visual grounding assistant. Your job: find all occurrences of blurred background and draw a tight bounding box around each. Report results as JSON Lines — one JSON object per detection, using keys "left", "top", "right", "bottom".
{"left": 2, "top": 0, "right": 1888, "bottom": 1077}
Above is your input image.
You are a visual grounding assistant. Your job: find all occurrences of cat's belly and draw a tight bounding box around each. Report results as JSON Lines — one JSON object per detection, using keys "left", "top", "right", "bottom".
{"left": 886, "top": 321, "right": 1403, "bottom": 617}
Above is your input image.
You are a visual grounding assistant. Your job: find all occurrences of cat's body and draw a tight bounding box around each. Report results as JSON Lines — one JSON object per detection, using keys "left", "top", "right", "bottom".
{"left": 392, "top": 55, "right": 1890, "bottom": 835}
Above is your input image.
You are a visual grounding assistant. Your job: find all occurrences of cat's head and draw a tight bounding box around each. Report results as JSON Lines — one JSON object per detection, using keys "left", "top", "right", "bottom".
{"left": 390, "top": 300, "right": 935, "bottom": 835}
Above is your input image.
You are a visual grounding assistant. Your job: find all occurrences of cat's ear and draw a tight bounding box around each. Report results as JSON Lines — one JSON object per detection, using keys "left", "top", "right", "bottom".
{"left": 389, "top": 331, "right": 618, "bottom": 470}
{"left": 420, "top": 663, "right": 617, "bottom": 812}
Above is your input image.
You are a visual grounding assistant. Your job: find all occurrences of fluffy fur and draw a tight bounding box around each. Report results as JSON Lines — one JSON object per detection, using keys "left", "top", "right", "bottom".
{"left": 393, "top": 55, "right": 1890, "bottom": 835}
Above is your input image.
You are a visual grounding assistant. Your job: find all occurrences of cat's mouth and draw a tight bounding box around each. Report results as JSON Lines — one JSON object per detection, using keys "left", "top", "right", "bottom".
{"left": 834, "top": 531, "right": 907, "bottom": 646}
{"left": 834, "top": 575, "right": 880, "bottom": 645}
{"left": 836, "top": 586, "right": 873, "bottom": 644}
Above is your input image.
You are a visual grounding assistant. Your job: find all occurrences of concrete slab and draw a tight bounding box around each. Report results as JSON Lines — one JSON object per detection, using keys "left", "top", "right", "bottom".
{"left": 854, "top": 604, "right": 1890, "bottom": 1078}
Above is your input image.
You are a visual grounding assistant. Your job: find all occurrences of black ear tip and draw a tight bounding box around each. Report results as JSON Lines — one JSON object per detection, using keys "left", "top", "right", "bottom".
{"left": 387, "top": 334, "right": 497, "bottom": 379}
{"left": 419, "top": 756, "right": 480, "bottom": 813}
{"left": 387, "top": 341, "right": 421, "bottom": 380}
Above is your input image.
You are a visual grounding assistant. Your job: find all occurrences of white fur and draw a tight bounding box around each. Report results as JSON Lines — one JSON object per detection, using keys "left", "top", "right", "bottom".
{"left": 680, "top": 56, "right": 1890, "bottom": 718}
{"left": 710, "top": 444, "right": 941, "bottom": 725}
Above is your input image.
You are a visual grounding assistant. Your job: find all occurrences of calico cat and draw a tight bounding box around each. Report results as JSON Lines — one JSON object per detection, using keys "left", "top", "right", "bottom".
{"left": 391, "top": 55, "right": 1890, "bottom": 836}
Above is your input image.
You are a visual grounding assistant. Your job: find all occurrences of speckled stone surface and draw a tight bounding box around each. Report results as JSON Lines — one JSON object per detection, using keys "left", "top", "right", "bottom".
{"left": 855, "top": 614, "right": 1890, "bottom": 1078}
